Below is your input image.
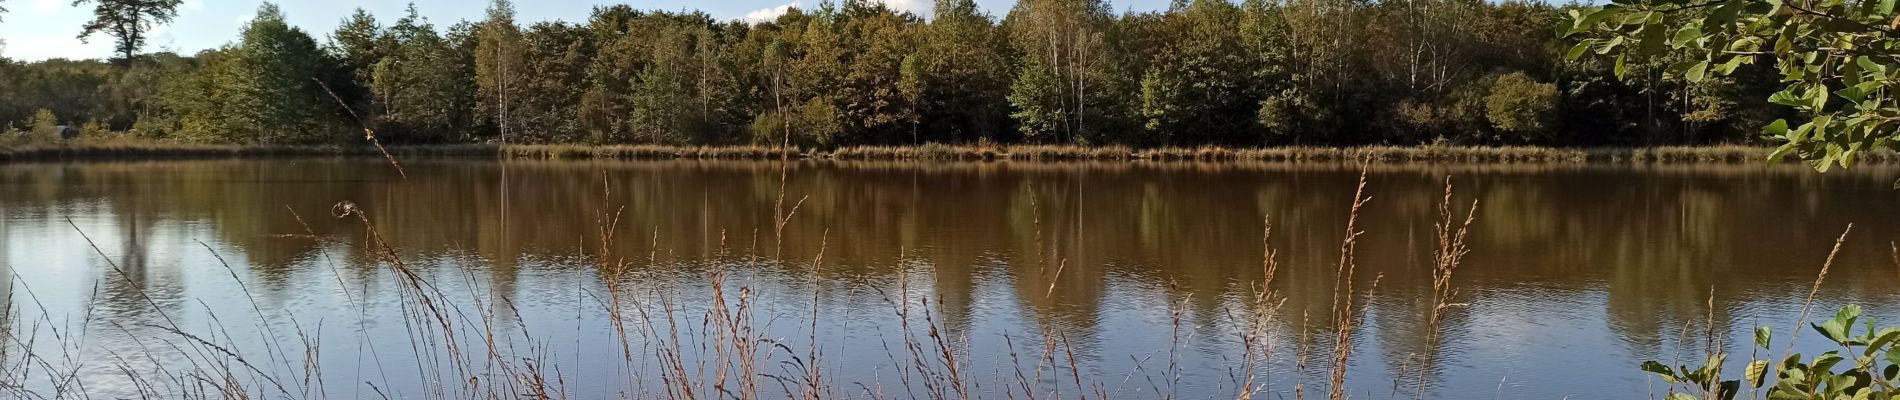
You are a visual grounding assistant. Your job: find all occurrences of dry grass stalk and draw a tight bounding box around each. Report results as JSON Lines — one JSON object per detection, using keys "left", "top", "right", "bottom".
{"left": 1413, "top": 176, "right": 1477, "bottom": 399}
{"left": 1702, "top": 287, "right": 1725, "bottom": 399}
{"left": 1782, "top": 224, "right": 1851, "bottom": 360}
{"left": 1237, "top": 218, "right": 1286, "bottom": 400}
{"left": 1327, "top": 171, "right": 1371, "bottom": 400}
{"left": 803, "top": 229, "right": 830, "bottom": 400}
{"left": 311, "top": 77, "right": 406, "bottom": 180}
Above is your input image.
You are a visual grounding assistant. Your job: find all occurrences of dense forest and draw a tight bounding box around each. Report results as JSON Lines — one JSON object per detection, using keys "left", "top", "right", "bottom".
{"left": 0, "top": 0, "right": 1792, "bottom": 148}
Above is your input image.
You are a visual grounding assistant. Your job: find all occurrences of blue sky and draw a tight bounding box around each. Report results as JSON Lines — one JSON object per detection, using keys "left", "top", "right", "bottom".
{"left": 0, "top": 0, "right": 1171, "bottom": 61}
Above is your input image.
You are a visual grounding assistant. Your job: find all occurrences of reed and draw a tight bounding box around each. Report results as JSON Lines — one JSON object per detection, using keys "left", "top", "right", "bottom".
{"left": 16, "top": 139, "right": 1900, "bottom": 166}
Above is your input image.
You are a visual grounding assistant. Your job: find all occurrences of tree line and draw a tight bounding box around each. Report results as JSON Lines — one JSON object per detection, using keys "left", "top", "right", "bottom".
{"left": 0, "top": 0, "right": 1794, "bottom": 147}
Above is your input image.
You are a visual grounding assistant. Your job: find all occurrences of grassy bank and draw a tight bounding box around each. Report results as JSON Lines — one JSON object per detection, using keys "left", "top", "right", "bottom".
{"left": 0, "top": 140, "right": 497, "bottom": 162}
{"left": 8, "top": 139, "right": 1899, "bottom": 165}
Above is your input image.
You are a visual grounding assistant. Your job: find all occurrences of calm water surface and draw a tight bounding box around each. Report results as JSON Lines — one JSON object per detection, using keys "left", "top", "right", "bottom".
{"left": 3, "top": 158, "right": 1899, "bottom": 399}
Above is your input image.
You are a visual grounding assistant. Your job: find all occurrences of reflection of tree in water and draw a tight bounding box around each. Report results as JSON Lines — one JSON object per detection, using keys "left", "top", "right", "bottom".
{"left": 8, "top": 159, "right": 1900, "bottom": 393}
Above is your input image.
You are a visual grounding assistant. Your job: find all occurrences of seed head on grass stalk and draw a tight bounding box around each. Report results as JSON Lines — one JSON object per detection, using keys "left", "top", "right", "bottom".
{"left": 1415, "top": 176, "right": 1477, "bottom": 400}
{"left": 804, "top": 229, "right": 830, "bottom": 400}
{"left": 1782, "top": 224, "right": 1851, "bottom": 361}
{"left": 312, "top": 77, "right": 404, "bottom": 180}
{"left": 1328, "top": 170, "right": 1370, "bottom": 400}
{"left": 1238, "top": 217, "right": 1286, "bottom": 400}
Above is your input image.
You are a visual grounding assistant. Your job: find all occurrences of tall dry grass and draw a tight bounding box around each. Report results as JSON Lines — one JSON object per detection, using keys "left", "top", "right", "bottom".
{"left": 1412, "top": 177, "right": 1478, "bottom": 399}
{"left": 13, "top": 140, "right": 1885, "bottom": 166}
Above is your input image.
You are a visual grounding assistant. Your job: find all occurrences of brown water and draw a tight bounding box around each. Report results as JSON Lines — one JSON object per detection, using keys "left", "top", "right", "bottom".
{"left": 3, "top": 158, "right": 1899, "bottom": 399}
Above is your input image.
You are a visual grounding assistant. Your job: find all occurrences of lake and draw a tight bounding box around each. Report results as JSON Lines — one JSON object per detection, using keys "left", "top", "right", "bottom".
{"left": 3, "top": 158, "right": 1898, "bottom": 399}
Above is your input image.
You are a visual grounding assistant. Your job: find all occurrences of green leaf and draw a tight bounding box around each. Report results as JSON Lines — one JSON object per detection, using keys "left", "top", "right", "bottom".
{"left": 1638, "top": 19, "right": 1669, "bottom": 56}
{"left": 1807, "top": 83, "right": 1830, "bottom": 110}
{"left": 1643, "top": 360, "right": 1680, "bottom": 382}
{"left": 1696, "top": 353, "right": 1728, "bottom": 385}
{"left": 1708, "top": 0, "right": 1746, "bottom": 25}
{"left": 1770, "top": 89, "right": 1803, "bottom": 107}
{"left": 1599, "top": 36, "right": 1626, "bottom": 54}
{"left": 1857, "top": 329, "right": 1899, "bottom": 355}
{"left": 1770, "top": 142, "right": 1799, "bottom": 163}
{"left": 1856, "top": 56, "right": 1886, "bottom": 79}
{"left": 1615, "top": 53, "right": 1630, "bottom": 80}
{"left": 1837, "top": 85, "right": 1871, "bottom": 103}
{"left": 1673, "top": 25, "right": 1704, "bottom": 48}
{"left": 1812, "top": 352, "right": 1846, "bottom": 372}
{"left": 1757, "top": 326, "right": 1776, "bottom": 349}
{"left": 1687, "top": 61, "right": 1711, "bottom": 83}
{"left": 1775, "top": 27, "right": 1795, "bottom": 55}
{"left": 1572, "top": 7, "right": 1623, "bottom": 35}
{"left": 1666, "top": 393, "right": 1697, "bottom": 400}
{"left": 1842, "top": 56, "right": 1864, "bottom": 87}
{"left": 1621, "top": 10, "right": 1654, "bottom": 26}
{"left": 1669, "top": 60, "right": 1699, "bottom": 76}
{"left": 1838, "top": 305, "right": 1864, "bottom": 325}
{"left": 1567, "top": 40, "right": 1597, "bottom": 62}
{"left": 1715, "top": 55, "right": 1748, "bottom": 75}
{"left": 1878, "top": 0, "right": 1894, "bottom": 16}
{"left": 1748, "top": 360, "right": 1771, "bottom": 388}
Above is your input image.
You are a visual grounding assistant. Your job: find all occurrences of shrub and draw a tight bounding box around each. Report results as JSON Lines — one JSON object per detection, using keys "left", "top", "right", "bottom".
{"left": 1640, "top": 305, "right": 1900, "bottom": 400}
{"left": 1484, "top": 72, "right": 1558, "bottom": 139}
{"left": 25, "top": 108, "right": 62, "bottom": 143}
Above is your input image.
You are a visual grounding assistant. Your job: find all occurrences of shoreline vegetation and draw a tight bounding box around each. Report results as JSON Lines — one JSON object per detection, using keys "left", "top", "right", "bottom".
{"left": 7, "top": 141, "right": 1900, "bottom": 165}
{"left": 0, "top": 0, "right": 1808, "bottom": 164}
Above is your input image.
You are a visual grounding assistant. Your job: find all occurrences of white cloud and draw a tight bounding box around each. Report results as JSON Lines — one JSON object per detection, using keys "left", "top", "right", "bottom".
{"left": 25, "top": 0, "right": 62, "bottom": 15}
{"left": 181, "top": 0, "right": 206, "bottom": 11}
{"left": 1, "top": 32, "right": 114, "bottom": 60}
{"left": 739, "top": 0, "right": 932, "bottom": 23}
{"left": 870, "top": 0, "right": 930, "bottom": 15}
{"left": 741, "top": 1, "right": 799, "bottom": 24}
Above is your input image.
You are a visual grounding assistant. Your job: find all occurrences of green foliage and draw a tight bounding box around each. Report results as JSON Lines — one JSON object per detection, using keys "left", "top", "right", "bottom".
{"left": 27, "top": 109, "right": 61, "bottom": 142}
{"left": 1005, "top": 0, "right": 1128, "bottom": 145}
{"left": 475, "top": 0, "right": 526, "bottom": 141}
{"left": 158, "top": 4, "right": 345, "bottom": 144}
{"left": 1485, "top": 72, "right": 1559, "bottom": 137}
{"left": 1638, "top": 306, "right": 1900, "bottom": 400}
{"left": 1138, "top": 0, "right": 1257, "bottom": 145}
{"left": 1562, "top": 0, "right": 1900, "bottom": 169}
{"left": 1258, "top": 88, "right": 1322, "bottom": 141}
{"left": 508, "top": 22, "right": 591, "bottom": 143}
{"left": 628, "top": 27, "right": 700, "bottom": 144}
{"left": 1009, "top": 62, "right": 1066, "bottom": 142}
{"left": 904, "top": 0, "right": 1011, "bottom": 143}
{"left": 0, "top": 0, "right": 1821, "bottom": 149}
{"left": 372, "top": 5, "right": 477, "bottom": 143}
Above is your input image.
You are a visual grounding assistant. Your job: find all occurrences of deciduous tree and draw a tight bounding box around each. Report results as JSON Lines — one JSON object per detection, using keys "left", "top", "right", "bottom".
{"left": 72, "top": 0, "right": 184, "bottom": 60}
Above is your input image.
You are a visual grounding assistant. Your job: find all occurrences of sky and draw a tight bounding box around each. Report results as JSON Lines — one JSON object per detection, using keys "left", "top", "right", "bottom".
{"left": 0, "top": 0, "right": 1171, "bottom": 61}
